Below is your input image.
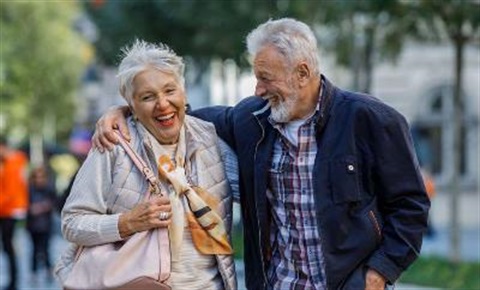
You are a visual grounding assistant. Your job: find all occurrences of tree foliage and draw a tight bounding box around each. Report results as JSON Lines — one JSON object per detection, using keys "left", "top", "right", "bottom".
{"left": 85, "top": 0, "right": 426, "bottom": 94}
{"left": 414, "top": 0, "right": 480, "bottom": 43}
{"left": 312, "top": 0, "right": 418, "bottom": 92}
{"left": 84, "top": 0, "right": 479, "bottom": 96}
{"left": 84, "top": 0, "right": 315, "bottom": 68}
{"left": 0, "top": 1, "right": 89, "bottom": 142}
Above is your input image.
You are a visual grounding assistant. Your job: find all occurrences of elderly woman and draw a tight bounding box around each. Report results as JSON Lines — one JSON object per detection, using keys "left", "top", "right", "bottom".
{"left": 55, "top": 40, "right": 236, "bottom": 289}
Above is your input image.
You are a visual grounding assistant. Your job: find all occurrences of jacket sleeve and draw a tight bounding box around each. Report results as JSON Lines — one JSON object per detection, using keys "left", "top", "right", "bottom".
{"left": 365, "top": 107, "right": 430, "bottom": 283}
{"left": 191, "top": 106, "right": 237, "bottom": 150}
{"left": 218, "top": 138, "right": 240, "bottom": 203}
{"left": 61, "top": 147, "right": 122, "bottom": 246}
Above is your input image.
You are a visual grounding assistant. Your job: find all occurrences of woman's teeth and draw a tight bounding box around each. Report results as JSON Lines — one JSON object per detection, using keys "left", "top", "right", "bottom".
{"left": 156, "top": 113, "right": 175, "bottom": 121}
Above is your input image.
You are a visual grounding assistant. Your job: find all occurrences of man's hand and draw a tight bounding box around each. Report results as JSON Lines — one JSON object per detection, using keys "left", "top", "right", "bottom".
{"left": 365, "top": 268, "right": 386, "bottom": 290}
{"left": 92, "top": 105, "right": 131, "bottom": 152}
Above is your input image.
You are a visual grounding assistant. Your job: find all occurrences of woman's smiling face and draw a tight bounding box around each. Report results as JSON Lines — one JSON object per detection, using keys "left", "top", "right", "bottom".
{"left": 130, "top": 68, "right": 186, "bottom": 144}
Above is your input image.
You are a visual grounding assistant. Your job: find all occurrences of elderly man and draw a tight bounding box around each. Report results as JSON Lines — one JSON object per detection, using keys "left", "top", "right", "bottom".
{"left": 93, "top": 18, "right": 430, "bottom": 290}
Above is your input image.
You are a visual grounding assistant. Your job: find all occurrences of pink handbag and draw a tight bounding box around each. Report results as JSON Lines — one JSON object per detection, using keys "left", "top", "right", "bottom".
{"left": 63, "top": 132, "right": 171, "bottom": 290}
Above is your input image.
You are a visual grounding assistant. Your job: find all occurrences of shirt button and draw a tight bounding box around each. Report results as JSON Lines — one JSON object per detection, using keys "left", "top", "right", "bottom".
{"left": 347, "top": 164, "right": 355, "bottom": 172}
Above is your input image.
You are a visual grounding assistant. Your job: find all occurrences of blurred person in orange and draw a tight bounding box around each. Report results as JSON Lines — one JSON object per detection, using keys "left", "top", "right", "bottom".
{"left": 422, "top": 169, "right": 436, "bottom": 200}
{"left": 421, "top": 168, "right": 436, "bottom": 237}
{"left": 26, "top": 165, "right": 57, "bottom": 285}
{"left": 0, "top": 136, "right": 29, "bottom": 290}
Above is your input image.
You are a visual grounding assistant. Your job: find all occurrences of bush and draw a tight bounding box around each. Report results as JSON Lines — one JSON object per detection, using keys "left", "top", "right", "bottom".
{"left": 399, "top": 256, "right": 480, "bottom": 289}
{"left": 232, "top": 223, "right": 244, "bottom": 259}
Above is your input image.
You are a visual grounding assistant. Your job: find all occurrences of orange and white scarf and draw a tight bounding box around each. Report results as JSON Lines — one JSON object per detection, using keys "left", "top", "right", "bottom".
{"left": 146, "top": 126, "right": 233, "bottom": 260}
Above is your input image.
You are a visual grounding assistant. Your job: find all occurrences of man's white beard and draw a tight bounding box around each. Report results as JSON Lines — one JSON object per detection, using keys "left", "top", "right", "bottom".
{"left": 269, "top": 93, "right": 297, "bottom": 123}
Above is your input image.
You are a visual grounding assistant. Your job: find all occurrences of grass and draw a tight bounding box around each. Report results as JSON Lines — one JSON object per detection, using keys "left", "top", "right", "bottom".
{"left": 399, "top": 256, "right": 480, "bottom": 289}
{"left": 232, "top": 225, "right": 244, "bottom": 259}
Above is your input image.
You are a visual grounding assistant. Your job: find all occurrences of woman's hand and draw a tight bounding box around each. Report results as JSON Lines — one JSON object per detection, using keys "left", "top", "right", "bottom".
{"left": 92, "top": 105, "right": 131, "bottom": 152}
{"left": 118, "top": 195, "right": 171, "bottom": 238}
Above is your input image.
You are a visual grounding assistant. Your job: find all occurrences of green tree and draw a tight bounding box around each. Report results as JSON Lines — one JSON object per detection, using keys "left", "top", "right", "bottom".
{"left": 83, "top": 0, "right": 301, "bottom": 107}
{"left": 312, "top": 0, "right": 416, "bottom": 93}
{"left": 1, "top": 1, "right": 89, "bottom": 163}
{"left": 86, "top": 0, "right": 261, "bottom": 65}
{"left": 83, "top": 0, "right": 320, "bottom": 69}
{"left": 412, "top": 0, "right": 480, "bottom": 264}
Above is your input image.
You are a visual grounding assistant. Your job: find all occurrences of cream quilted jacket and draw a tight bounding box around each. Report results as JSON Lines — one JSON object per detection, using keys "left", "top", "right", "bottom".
{"left": 55, "top": 116, "right": 237, "bottom": 289}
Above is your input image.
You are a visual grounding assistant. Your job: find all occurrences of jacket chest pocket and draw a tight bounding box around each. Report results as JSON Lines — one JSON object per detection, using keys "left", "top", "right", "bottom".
{"left": 326, "top": 155, "right": 382, "bottom": 250}
{"left": 329, "top": 155, "right": 363, "bottom": 203}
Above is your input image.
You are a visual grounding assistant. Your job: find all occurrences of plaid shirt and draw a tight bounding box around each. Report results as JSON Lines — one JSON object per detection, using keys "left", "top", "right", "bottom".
{"left": 266, "top": 95, "right": 327, "bottom": 290}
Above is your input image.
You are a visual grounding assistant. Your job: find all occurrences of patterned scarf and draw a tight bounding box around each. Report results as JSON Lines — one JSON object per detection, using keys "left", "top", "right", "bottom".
{"left": 145, "top": 125, "right": 232, "bottom": 260}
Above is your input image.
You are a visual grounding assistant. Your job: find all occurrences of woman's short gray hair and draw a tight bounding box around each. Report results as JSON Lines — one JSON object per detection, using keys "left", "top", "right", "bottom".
{"left": 246, "top": 18, "right": 320, "bottom": 76}
{"left": 117, "top": 39, "right": 185, "bottom": 103}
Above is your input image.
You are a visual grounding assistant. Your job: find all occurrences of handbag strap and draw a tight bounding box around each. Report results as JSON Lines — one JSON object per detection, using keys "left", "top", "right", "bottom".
{"left": 113, "top": 130, "right": 171, "bottom": 280}
{"left": 114, "top": 130, "right": 161, "bottom": 197}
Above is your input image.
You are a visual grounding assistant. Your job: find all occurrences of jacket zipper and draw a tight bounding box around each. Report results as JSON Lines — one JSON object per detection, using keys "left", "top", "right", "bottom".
{"left": 313, "top": 97, "right": 332, "bottom": 289}
{"left": 253, "top": 114, "right": 268, "bottom": 287}
{"left": 368, "top": 210, "right": 382, "bottom": 242}
{"left": 312, "top": 135, "right": 330, "bottom": 290}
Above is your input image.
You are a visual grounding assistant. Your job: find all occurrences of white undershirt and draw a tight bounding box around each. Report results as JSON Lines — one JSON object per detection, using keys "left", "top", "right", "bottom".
{"left": 282, "top": 119, "right": 304, "bottom": 146}
{"left": 281, "top": 110, "right": 316, "bottom": 146}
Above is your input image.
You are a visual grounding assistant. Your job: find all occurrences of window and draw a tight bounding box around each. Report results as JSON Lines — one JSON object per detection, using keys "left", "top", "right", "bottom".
{"left": 412, "top": 85, "right": 469, "bottom": 179}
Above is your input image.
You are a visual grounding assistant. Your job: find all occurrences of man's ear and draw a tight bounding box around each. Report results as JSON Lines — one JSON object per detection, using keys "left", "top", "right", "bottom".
{"left": 295, "top": 62, "right": 311, "bottom": 87}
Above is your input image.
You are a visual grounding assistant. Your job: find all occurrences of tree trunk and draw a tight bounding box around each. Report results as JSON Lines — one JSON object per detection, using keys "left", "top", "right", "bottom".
{"left": 363, "top": 25, "right": 375, "bottom": 94}
{"left": 351, "top": 17, "right": 361, "bottom": 92}
{"left": 29, "top": 99, "right": 44, "bottom": 166}
{"left": 449, "top": 35, "right": 464, "bottom": 264}
{"left": 30, "top": 132, "right": 43, "bottom": 167}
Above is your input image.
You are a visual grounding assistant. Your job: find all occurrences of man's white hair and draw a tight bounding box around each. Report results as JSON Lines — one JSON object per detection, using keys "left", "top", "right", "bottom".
{"left": 117, "top": 39, "right": 185, "bottom": 103}
{"left": 246, "top": 18, "right": 320, "bottom": 76}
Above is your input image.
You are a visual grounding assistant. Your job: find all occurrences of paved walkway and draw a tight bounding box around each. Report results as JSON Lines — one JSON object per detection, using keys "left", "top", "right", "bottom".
{"left": 0, "top": 191, "right": 477, "bottom": 289}
{"left": 0, "top": 228, "right": 67, "bottom": 290}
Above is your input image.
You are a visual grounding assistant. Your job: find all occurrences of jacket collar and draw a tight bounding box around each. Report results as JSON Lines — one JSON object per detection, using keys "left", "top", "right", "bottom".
{"left": 252, "top": 100, "right": 271, "bottom": 119}
{"left": 315, "top": 75, "right": 336, "bottom": 136}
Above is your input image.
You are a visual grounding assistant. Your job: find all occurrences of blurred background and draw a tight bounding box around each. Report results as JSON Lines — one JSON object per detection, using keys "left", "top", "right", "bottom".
{"left": 0, "top": 0, "right": 479, "bottom": 289}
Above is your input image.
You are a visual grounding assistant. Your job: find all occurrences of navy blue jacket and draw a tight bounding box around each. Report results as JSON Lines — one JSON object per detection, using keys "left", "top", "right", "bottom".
{"left": 194, "top": 76, "right": 430, "bottom": 289}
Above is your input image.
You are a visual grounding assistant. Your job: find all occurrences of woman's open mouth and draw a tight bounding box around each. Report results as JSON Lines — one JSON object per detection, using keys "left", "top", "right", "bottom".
{"left": 155, "top": 113, "right": 175, "bottom": 126}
